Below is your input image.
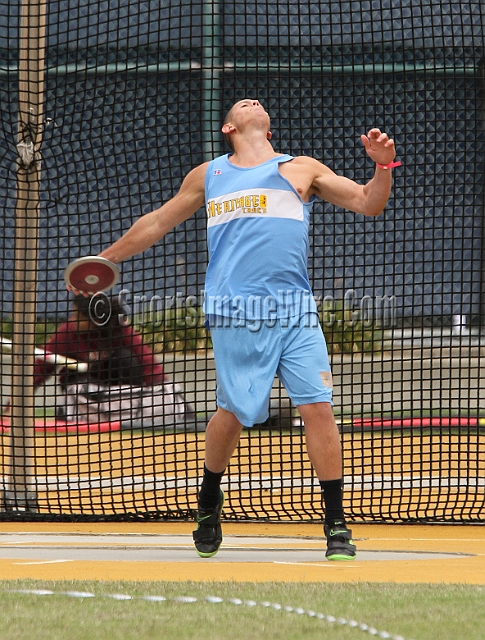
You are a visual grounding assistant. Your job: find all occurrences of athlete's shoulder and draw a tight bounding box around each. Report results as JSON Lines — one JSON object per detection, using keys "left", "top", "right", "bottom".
{"left": 183, "top": 161, "right": 211, "bottom": 183}
{"left": 287, "top": 155, "right": 334, "bottom": 176}
{"left": 289, "top": 154, "right": 326, "bottom": 166}
{"left": 189, "top": 160, "right": 212, "bottom": 175}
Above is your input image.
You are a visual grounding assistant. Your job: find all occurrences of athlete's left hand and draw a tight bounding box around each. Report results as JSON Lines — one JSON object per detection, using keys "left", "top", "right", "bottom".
{"left": 360, "top": 128, "right": 396, "bottom": 166}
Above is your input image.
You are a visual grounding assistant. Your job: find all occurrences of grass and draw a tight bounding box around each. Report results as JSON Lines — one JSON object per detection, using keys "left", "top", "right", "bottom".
{"left": 0, "top": 319, "right": 59, "bottom": 348}
{"left": 0, "top": 580, "right": 484, "bottom": 640}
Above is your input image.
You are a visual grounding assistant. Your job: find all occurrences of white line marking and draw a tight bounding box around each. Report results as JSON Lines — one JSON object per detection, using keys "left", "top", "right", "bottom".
{"left": 11, "top": 589, "right": 54, "bottom": 595}
{"left": 13, "top": 559, "right": 73, "bottom": 566}
{"left": 0, "top": 474, "right": 482, "bottom": 493}
{"left": 1, "top": 590, "right": 412, "bottom": 640}
{"left": 273, "top": 561, "right": 358, "bottom": 568}
{"left": 376, "top": 538, "right": 485, "bottom": 543}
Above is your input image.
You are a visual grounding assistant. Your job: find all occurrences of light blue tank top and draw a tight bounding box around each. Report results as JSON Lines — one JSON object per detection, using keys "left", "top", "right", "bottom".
{"left": 203, "top": 153, "right": 318, "bottom": 320}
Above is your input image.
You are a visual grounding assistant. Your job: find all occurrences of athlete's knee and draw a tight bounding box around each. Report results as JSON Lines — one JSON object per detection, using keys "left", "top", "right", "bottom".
{"left": 297, "top": 401, "right": 335, "bottom": 426}
{"left": 209, "top": 407, "right": 244, "bottom": 432}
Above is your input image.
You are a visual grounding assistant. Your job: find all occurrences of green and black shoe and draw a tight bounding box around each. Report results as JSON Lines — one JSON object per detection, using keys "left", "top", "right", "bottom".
{"left": 324, "top": 520, "right": 356, "bottom": 561}
{"left": 193, "top": 490, "right": 224, "bottom": 558}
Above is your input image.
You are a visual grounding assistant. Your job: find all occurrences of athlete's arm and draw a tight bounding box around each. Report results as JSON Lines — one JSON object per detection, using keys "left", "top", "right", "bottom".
{"left": 99, "top": 162, "right": 208, "bottom": 264}
{"left": 309, "top": 129, "right": 397, "bottom": 217}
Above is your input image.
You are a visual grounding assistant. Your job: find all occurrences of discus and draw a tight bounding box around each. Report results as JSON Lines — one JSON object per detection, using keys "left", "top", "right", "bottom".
{"left": 64, "top": 256, "right": 120, "bottom": 294}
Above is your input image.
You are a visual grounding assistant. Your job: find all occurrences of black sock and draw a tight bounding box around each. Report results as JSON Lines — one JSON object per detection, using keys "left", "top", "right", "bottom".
{"left": 198, "top": 465, "right": 224, "bottom": 510}
{"left": 320, "top": 478, "right": 345, "bottom": 525}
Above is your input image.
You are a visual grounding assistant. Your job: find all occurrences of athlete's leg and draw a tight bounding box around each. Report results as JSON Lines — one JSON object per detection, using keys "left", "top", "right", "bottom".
{"left": 297, "top": 401, "right": 341, "bottom": 481}
{"left": 193, "top": 407, "right": 243, "bottom": 558}
{"left": 195, "top": 316, "right": 280, "bottom": 557}
{"left": 204, "top": 406, "right": 244, "bottom": 473}
{"left": 197, "top": 408, "right": 243, "bottom": 510}
{"left": 275, "top": 310, "right": 355, "bottom": 560}
{"left": 297, "top": 401, "right": 356, "bottom": 561}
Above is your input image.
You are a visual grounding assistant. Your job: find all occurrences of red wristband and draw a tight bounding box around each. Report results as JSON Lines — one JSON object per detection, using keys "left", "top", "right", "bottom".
{"left": 376, "top": 160, "right": 402, "bottom": 170}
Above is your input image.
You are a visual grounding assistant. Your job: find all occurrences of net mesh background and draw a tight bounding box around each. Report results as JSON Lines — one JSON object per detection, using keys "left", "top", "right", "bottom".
{"left": 0, "top": 0, "right": 484, "bottom": 522}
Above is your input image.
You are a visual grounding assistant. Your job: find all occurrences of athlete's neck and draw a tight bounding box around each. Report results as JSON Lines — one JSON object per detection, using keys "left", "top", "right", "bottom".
{"left": 228, "top": 137, "right": 281, "bottom": 168}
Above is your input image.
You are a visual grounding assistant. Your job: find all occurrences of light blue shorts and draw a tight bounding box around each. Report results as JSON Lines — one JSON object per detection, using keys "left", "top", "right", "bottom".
{"left": 208, "top": 313, "right": 333, "bottom": 427}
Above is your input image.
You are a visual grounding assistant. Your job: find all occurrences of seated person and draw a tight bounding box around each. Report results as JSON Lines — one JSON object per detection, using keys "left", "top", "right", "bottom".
{"left": 34, "top": 294, "right": 194, "bottom": 425}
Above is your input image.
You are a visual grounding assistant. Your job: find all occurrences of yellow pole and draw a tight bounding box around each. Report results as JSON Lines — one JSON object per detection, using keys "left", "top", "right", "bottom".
{"left": 6, "top": 0, "right": 46, "bottom": 511}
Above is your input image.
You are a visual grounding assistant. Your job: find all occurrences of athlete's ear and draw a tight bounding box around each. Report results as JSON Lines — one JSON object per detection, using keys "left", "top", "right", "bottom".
{"left": 222, "top": 123, "right": 235, "bottom": 135}
{"left": 267, "top": 131, "right": 273, "bottom": 140}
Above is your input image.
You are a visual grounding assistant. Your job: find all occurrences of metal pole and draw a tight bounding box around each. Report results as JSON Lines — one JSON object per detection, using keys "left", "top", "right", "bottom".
{"left": 479, "top": 2, "right": 485, "bottom": 333}
{"left": 201, "top": 0, "right": 222, "bottom": 160}
{"left": 5, "top": 0, "right": 46, "bottom": 511}
{"left": 479, "top": 60, "right": 485, "bottom": 333}
{"left": 0, "top": 61, "right": 478, "bottom": 79}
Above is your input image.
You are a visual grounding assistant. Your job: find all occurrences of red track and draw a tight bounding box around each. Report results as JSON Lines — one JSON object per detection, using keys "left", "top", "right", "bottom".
{"left": 350, "top": 417, "right": 480, "bottom": 429}
{"left": 0, "top": 418, "right": 121, "bottom": 434}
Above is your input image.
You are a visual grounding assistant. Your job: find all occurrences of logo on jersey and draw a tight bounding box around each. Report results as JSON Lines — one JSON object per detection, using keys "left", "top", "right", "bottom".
{"left": 207, "top": 194, "right": 268, "bottom": 218}
{"left": 206, "top": 188, "right": 304, "bottom": 227}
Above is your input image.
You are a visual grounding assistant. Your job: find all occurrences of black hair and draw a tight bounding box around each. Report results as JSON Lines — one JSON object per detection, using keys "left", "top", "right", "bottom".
{"left": 73, "top": 295, "right": 144, "bottom": 386}
{"left": 71, "top": 294, "right": 144, "bottom": 385}
{"left": 72, "top": 294, "right": 127, "bottom": 339}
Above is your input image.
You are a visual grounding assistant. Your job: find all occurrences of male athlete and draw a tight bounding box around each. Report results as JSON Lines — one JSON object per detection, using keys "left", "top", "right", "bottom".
{"left": 97, "top": 99, "right": 399, "bottom": 561}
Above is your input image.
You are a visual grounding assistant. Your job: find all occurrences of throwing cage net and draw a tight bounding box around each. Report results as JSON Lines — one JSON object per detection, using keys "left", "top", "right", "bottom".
{"left": 0, "top": 0, "right": 484, "bottom": 522}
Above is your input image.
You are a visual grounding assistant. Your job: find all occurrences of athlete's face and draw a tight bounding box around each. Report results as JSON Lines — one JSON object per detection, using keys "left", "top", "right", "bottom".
{"left": 225, "top": 99, "right": 271, "bottom": 132}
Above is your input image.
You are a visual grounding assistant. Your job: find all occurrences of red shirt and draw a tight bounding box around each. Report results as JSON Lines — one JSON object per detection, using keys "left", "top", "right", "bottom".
{"left": 34, "top": 321, "right": 165, "bottom": 388}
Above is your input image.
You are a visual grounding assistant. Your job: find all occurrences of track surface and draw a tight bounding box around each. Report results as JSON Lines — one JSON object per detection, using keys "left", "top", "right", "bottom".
{"left": 0, "top": 522, "right": 482, "bottom": 584}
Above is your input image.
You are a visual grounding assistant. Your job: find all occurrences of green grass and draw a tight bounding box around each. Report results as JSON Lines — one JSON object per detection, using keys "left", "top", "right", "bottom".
{"left": 0, "top": 580, "right": 484, "bottom": 640}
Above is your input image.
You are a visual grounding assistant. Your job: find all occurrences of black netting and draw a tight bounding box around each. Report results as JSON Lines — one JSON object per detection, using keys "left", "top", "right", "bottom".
{"left": 0, "top": 0, "right": 484, "bottom": 522}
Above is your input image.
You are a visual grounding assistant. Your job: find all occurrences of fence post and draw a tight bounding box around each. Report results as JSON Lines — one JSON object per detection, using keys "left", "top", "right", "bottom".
{"left": 202, "top": 0, "right": 223, "bottom": 160}
{"left": 4, "top": 0, "right": 47, "bottom": 512}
